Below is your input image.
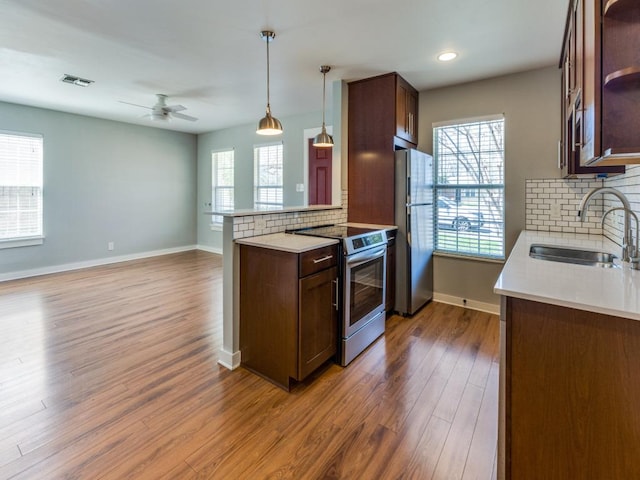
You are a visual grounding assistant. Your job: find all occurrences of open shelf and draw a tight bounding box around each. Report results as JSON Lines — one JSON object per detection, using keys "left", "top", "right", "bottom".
{"left": 604, "top": 0, "right": 640, "bottom": 19}
{"left": 604, "top": 67, "right": 640, "bottom": 89}
{"left": 585, "top": 147, "right": 640, "bottom": 166}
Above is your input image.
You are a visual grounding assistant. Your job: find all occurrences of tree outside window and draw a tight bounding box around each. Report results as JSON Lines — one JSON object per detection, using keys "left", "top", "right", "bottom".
{"left": 434, "top": 116, "right": 505, "bottom": 259}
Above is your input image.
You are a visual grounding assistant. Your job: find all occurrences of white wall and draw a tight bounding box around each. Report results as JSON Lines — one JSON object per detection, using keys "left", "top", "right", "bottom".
{"left": 0, "top": 101, "right": 197, "bottom": 277}
{"left": 419, "top": 66, "right": 562, "bottom": 307}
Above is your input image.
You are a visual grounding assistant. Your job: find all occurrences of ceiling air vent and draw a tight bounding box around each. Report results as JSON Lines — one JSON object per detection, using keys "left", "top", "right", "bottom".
{"left": 61, "top": 74, "right": 94, "bottom": 87}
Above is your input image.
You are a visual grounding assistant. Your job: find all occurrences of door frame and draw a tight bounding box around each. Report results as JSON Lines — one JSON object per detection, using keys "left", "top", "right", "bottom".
{"left": 303, "top": 125, "right": 335, "bottom": 206}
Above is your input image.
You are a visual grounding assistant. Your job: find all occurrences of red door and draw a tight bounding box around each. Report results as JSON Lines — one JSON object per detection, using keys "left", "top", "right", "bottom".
{"left": 308, "top": 138, "right": 332, "bottom": 205}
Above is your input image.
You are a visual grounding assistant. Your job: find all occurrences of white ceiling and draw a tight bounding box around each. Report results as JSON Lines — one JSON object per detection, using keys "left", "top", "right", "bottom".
{"left": 0, "top": 0, "right": 569, "bottom": 134}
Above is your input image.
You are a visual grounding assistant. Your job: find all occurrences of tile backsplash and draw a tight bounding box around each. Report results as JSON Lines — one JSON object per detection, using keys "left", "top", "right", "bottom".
{"left": 525, "top": 178, "right": 605, "bottom": 234}
{"left": 232, "top": 190, "right": 349, "bottom": 239}
{"left": 526, "top": 165, "right": 640, "bottom": 249}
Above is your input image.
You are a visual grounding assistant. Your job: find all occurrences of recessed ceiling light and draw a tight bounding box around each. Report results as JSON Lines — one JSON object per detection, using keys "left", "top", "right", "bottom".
{"left": 437, "top": 52, "right": 458, "bottom": 62}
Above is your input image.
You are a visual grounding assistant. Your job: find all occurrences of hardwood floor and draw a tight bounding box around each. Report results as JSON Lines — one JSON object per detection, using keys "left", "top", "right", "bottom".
{"left": 0, "top": 251, "right": 499, "bottom": 479}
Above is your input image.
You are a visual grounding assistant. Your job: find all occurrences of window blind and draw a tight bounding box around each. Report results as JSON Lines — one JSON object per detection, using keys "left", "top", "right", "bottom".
{"left": 211, "top": 149, "right": 234, "bottom": 224}
{"left": 0, "top": 131, "right": 43, "bottom": 242}
{"left": 433, "top": 117, "right": 505, "bottom": 259}
{"left": 254, "top": 143, "right": 283, "bottom": 210}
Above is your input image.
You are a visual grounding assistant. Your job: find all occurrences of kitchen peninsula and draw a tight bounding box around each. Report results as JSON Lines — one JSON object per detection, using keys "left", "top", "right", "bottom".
{"left": 495, "top": 230, "right": 640, "bottom": 480}
{"left": 209, "top": 205, "right": 346, "bottom": 370}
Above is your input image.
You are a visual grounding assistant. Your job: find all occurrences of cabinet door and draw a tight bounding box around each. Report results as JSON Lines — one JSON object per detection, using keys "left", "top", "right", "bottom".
{"left": 396, "top": 77, "right": 419, "bottom": 144}
{"left": 298, "top": 266, "right": 337, "bottom": 380}
{"left": 559, "top": 0, "right": 624, "bottom": 176}
{"left": 580, "top": 0, "right": 599, "bottom": 163}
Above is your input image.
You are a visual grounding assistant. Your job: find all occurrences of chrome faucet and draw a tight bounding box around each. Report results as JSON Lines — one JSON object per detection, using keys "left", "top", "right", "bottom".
{"left": 577, "top": 187, "right": 638, "bottom": 266}
{"left": 601, "top": 207, "right": 639, "bottom": 268}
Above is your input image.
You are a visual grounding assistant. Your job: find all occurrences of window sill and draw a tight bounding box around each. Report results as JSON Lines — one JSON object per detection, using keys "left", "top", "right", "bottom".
{"left": 434, "top": 250, "right": 505, "bottom": 264}
{"left": 0, "top": 236, "right": 45, "bottom": 250}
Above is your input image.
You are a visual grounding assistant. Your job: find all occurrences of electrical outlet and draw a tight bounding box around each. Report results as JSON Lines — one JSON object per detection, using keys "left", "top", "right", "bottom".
{"left": 254, "top": 218, "right": 266, "bottom": 230}
{"left": 296, "top": 183, "right": 304, "bottom": 192}
{"left": 108, "top": 241, "right": 114, "bottom": 251}
{"left": 550, "top": 202, "right": 562, "bottom": 219}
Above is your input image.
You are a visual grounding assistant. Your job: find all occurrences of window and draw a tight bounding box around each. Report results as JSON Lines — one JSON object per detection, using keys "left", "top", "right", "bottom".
{"left": 0, "top": 131, "right": 43, "bottom": 248}
{"left": 433, "top": 116, "right": 505, "bottom": 259}
{"left": 211, "top": 149, "right": 234, "bottom": 225}
{"left": 254, "top": 142, "right": 283, "bottom": 210}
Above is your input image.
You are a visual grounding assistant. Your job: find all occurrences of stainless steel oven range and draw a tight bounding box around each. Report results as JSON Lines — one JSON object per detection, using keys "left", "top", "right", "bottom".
{"left": 287, "top": 225, "right": 387, "bottom": 365}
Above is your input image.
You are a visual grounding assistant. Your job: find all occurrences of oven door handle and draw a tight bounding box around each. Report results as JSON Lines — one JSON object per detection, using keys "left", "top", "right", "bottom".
{"left": 346, "top": 248, "right": 386, "bottom": 268}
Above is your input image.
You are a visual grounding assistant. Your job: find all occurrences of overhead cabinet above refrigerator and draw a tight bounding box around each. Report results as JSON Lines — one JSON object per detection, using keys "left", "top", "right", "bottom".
{"left": 347, "top": 72, "right": 419, "bottom": 225}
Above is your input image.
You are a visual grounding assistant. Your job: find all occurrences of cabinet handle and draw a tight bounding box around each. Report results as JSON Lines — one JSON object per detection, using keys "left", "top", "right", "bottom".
{"left": 571, "top": 103, "right": 577, "bottom": 153}
{"left": 332, "top": 278, "right": 339, "bottom": 310}
{"left": 558, "top": 140, "right": 562, "bottom": 169}
{"left": 313, "top": 255, "right": 333, "bottom": 264}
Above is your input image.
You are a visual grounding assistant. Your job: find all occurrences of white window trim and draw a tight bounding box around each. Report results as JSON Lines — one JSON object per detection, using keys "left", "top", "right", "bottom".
{"left": 0, "top": 236, "right": 44, "bottom": 250}
{"left": 433, "top": 115, "right": 505, "bottom": 260}
{"left": 0, "top": 130, "right": 44, "bottom": 247}
{"left": 432, "top": 113, "right": 505, "bottom": 129}
{"left": 253, "top": 141, "right": 284, "bottom": 211}
{"left": 211, "top": 148, "right": 234, "bottom": 229}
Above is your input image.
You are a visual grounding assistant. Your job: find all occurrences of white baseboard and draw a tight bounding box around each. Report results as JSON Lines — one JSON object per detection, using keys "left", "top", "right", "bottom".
{"left": 0, "top": 245, "right": 198, "bottom": 282}
{"left": 218, "top": 348, "right": 241, "bottom": 370}
{"left": 197, "top": 244, "right": 223, "bottom": 255}
{"left": 433, "top": 293, "right": 501, "bottom": 315}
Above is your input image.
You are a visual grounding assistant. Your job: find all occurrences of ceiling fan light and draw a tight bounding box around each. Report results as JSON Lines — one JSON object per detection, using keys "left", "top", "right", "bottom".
{"left": 313, "top": 127, "right": 333, "bottom": 147}
{"left": 150, "top": 111, "right": 169, "bottom": 121}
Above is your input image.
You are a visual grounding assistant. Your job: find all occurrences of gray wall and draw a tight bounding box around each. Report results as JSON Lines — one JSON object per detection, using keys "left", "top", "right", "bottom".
{"left": 419, "top": 66, "right": 561, "bottom": 305}
{"left": 197, "top": 109, "right": 330, "bottom": 250}
{"left": 0, "top": 101, "right": 197, "bottom": 274}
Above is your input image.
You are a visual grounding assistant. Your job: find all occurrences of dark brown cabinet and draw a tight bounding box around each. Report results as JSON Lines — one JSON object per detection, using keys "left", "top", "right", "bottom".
{"left": 395, "top": 75, "right": 419, "bottom": 144}
{"left": 348, "top": 72, "right": 419, "bottom": 224}
{"left": 239, "top": 243, "right": 338, "bottom": 390}
{"left": 560, "top": 0, "right": 640, "bottom": 172}
{"left": 502, "top": 296, "right": 640, "bottom": 479}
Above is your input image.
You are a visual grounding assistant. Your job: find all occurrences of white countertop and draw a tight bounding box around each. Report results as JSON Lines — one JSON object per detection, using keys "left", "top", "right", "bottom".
{"left": 494, "top": 230, "right": 640, "bottom": 320}
{"left": 235, "top": 232, "right": 339, "bottom": 253}
{"left": 205, "top": 204, "right": 342, "bottom": 217}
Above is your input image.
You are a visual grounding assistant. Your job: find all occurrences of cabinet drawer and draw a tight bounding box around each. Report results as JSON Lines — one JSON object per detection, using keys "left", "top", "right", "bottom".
{"left": 299, "top": 245, "right": 338, "bottom": 277}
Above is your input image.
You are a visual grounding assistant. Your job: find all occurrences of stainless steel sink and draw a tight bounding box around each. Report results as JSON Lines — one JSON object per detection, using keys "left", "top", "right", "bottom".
{"left": 529, "top": 244, "right": 618, "bottom": 268}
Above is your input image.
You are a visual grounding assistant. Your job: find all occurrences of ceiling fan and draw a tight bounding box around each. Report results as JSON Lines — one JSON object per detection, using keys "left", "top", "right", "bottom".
{"left": 120, "top": 94, "right": 198, "bottom": 122}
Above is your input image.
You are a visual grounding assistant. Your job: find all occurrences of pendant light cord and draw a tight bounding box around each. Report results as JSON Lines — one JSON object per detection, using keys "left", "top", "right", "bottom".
{"left": 321, "top": 70, "right": 326, "bottom": 126}
{"left": 265, "top": 34, "right": 271, "bottom": 113}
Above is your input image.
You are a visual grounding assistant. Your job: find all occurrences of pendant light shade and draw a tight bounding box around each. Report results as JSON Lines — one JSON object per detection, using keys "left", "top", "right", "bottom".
{"left": 313, "top": 65, "right": 333, "bottom": 147}
{"left": 257, "top": 31, "right": 283, "bottom": 135}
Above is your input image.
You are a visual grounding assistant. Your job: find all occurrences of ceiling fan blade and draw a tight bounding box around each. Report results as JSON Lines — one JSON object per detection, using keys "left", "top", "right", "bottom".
{"left": 171, "top": 112, "right": 198, "bottom": 122}
{"left": 119, "top": 100, "right": 152, "bottom": 110}
{"left": 166, "top": 105, "right": 186, "bottom": 113}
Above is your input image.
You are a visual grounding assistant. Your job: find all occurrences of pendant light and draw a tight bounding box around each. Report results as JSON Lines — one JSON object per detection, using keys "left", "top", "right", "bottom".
{"left": 313, "top": 65, "right": 334, "bottom": 147}
{"left": 257, "top": 30, "right": 283, "bottom": 135}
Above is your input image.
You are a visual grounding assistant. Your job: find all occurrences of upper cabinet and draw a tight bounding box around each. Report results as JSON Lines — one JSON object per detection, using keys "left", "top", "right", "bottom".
{"left": 348, "top": 72, "right": 419, "bottom": 224}
{"left": 559, "top": 0, "right": 624, "bottom": 176}
{"left": 395, "top": 75, "right": 419, "bottom": 145}
{"left": 597, "top": 0, "right": 640, "bottom": 164}
{"left": 560, "top": 0, "right": 640, "bottom": 172}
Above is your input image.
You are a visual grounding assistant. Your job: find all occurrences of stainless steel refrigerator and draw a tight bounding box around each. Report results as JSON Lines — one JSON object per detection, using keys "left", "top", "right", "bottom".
{"left": 394, "top": 149, "right": 434, "bottom": 316}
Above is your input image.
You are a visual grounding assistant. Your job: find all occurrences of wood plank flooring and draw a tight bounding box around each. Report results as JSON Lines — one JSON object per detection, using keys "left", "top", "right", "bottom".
{"left": 0, "top": 250, "right": 499, "bottom": 479}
